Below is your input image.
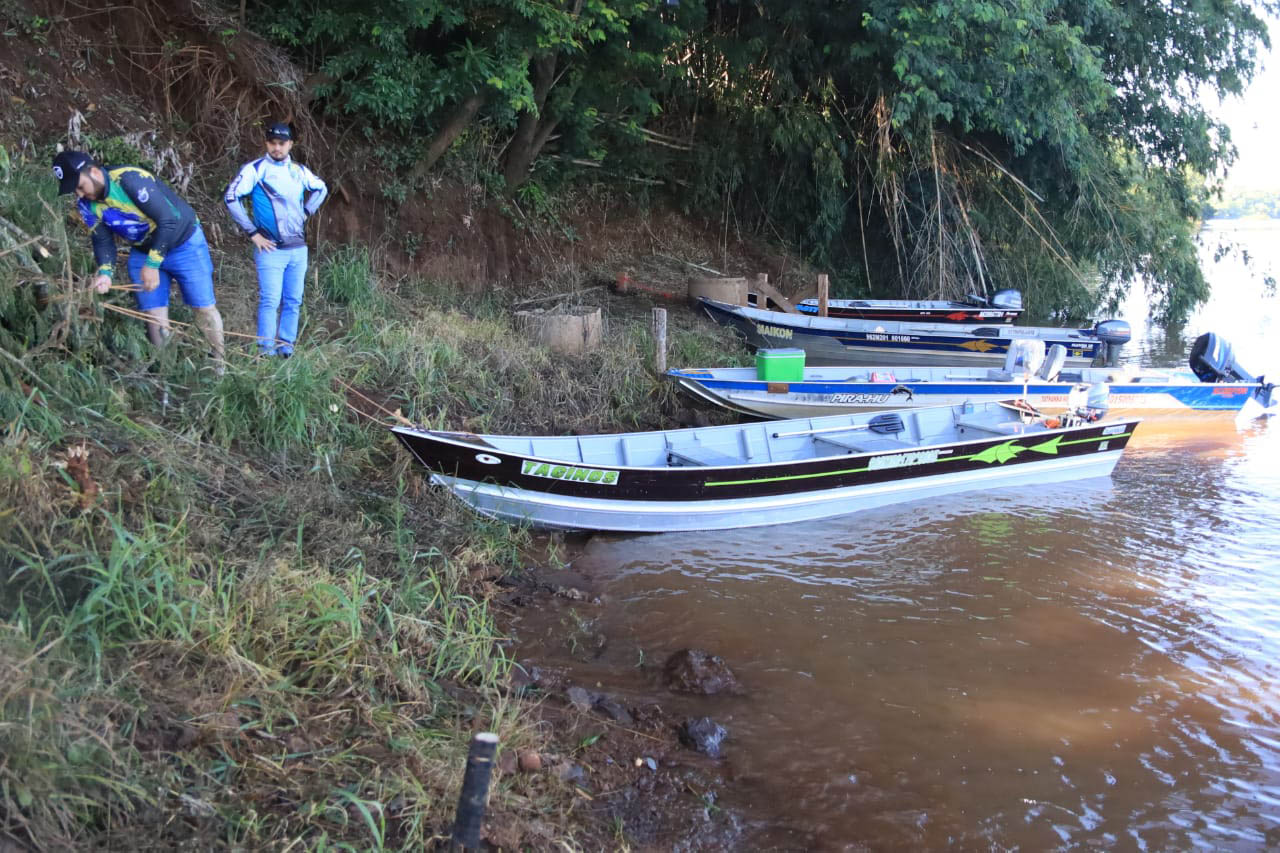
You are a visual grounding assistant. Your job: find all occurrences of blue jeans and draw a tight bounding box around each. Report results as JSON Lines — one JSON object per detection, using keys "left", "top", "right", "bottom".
{"left": 254, "top": 245, "right": 308, "bottom": 355}
{"left": 130, "top": 225, "right": 216, "bottom": 311}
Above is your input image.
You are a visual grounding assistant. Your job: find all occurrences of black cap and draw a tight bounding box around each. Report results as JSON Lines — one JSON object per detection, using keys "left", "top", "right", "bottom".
{"left": 52, "top": 150, "right": 96, "bottom": 195}
{"left": 265, "top": 121, "right": 293, "bottom": 141}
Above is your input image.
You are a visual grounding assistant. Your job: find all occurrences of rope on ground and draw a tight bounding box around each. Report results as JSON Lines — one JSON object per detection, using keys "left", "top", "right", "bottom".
{"left": 98, "top": 300, "right": 279, "bottom": 345}
{"left": 100, "top": 305, "right": 414, "bottom": 427}
{"left": 333, "top": 376, "right": 414, "bottom": 427}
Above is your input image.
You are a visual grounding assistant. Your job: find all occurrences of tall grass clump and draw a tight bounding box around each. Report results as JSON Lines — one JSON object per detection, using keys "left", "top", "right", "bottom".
{"left": 320, "top": 245, "right": 377, "bottom": 307}
{"left": 0, "top": 628, "right": 153, "bottom": 850}
{"left": 194, "top": 348, "right": 354, "bottom": 456}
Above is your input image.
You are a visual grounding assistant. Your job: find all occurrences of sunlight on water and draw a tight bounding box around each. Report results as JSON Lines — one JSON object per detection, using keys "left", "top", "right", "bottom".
{"left": 520, "top": 225, "right": 1280, "bottom": 848}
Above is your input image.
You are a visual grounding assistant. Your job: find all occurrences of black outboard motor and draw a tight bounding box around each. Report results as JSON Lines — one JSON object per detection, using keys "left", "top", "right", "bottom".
{"left": 1188, "top": 332, "right": 1258, "bottom": 383}
{"left": 1092, "top": 319, "right": 1131, "bottom": 366}
{"left": 990, "top": 289, "right": 1023, "bottom": 311}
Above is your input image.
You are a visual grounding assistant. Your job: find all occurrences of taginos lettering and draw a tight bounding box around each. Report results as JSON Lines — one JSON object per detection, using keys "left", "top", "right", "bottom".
{"left": 867, "top": 449, "right": 941, "bottom": 471}
{"left": 521, "top": 460, "right": 619, "bottom": 485}
{"left": 755, "top": 323, "right": 794, "bottom": 339}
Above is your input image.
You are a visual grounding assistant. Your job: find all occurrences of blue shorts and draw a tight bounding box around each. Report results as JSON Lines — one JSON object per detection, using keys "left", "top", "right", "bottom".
{"left": 130, "top": 224, "right": 217, "bottom": 311}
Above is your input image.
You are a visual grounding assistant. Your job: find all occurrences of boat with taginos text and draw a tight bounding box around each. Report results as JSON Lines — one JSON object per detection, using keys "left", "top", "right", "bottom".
{"left": 392, "top": 398, "right": 1141, "bottom": 533}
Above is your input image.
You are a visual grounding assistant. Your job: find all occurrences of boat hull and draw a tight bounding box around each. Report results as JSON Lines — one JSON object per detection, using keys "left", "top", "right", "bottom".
{"left": 428, "top": 451, "right": 1122, "bottom": 532}
{"left": 393, "top": 415, "right": 1139, "bottom": 533}
{"left": 670, "top": 368, "right": 1271, "bottom": 417}
{"left": 700, "top": 299, "right": 1106, "bottom": 367}
{"left": 796, "top": 300, "right": 1021, "bottom": 324}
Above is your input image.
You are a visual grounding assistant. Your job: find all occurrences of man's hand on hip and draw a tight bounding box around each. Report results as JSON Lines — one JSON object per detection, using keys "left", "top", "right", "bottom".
{"left": 140, "top": 265, "right": 161, "bottom": 292}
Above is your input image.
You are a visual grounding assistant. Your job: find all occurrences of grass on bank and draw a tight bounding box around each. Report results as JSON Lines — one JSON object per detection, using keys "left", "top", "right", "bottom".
{"left": 0, "top": 148, "right": 745, "bottom": 849}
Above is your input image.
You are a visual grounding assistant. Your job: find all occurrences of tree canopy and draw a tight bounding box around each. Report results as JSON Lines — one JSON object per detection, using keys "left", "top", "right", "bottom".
{"left": 249, "top": 0, "right": 1275, "bottom": 322}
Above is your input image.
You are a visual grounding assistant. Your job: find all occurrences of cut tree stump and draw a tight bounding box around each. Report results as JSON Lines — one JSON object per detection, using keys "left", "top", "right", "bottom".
{"left": 688, "top": 275, "right": 747, "bottom": 306}
{"left": 515, "top": 306, "right": 603, "bottom": 354}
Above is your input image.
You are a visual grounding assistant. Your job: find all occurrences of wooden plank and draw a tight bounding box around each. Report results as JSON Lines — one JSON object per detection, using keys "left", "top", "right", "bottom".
{"left": 747, "top": 272, "right": 801, "bottom": 314}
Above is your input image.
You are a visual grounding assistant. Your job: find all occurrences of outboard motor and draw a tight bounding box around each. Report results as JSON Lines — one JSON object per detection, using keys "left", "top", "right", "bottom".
{"left": 1188, "top": 332, "right": 1258, "bottom": 383}
{"left": 1093, "top": 319, "right": 1131, "bottom": 366}
{"left": 990, "top": 289, "right": 1023, "bottom": 311}
{"left": 1085, "top": 382, "right": 1110, "bottom": 420}
{"left": 1067, "top": 382, "right": 1110, "bottom": 422}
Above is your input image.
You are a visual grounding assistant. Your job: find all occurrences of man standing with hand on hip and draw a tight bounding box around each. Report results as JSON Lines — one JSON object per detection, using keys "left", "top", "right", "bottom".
{"left": 224, "top": 121, "right": 328, "bottom": 357}
{"left": 54, "top": 150, "right": 226, "bottom": 369}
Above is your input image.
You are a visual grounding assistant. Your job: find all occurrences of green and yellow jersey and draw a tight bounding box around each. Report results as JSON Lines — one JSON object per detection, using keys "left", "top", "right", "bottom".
{"left": 76, "top": 166, "right": 197, "bottom": 279}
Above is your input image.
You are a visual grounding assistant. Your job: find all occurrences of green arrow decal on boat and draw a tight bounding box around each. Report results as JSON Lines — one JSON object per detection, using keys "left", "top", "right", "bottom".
{"left": 972, "top": 440, "right": 1025, "bottom": 465}
{"left": 1030, "top": 435, "right": 1063, "bottom": 455}
{"left": 971, "top": 434, "right": 1065, "bottom": 465}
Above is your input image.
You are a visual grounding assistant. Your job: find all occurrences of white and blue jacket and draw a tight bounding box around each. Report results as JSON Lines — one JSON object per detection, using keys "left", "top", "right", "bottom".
{"left": 224, "top": 156, "right": 328, "bottom": 249}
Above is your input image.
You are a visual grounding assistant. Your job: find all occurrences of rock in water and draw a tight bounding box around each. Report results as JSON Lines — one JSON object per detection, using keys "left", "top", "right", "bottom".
{"left": 663, "top": 648, "right": 742, "bottom": 695}
{"left": 566, "top": 686, "right": 597, "bottom": 711}
{"left": 679, "top": 717, "right": 728, "bottom": 757}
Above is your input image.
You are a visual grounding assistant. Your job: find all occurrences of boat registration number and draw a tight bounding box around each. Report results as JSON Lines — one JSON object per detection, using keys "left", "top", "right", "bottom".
{"left": 521, "top": 460, "right": 619, "bottom": 486}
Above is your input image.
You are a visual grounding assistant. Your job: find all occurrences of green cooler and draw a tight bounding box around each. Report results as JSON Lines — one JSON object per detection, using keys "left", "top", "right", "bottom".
{"left": 755, "top": 347, "right": 806, "bottom": 382}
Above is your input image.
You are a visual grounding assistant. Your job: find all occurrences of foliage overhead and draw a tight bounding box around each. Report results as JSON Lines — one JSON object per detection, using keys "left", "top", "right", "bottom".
{"left": 250, "top": 0, "right": 1275, "bottom": 321}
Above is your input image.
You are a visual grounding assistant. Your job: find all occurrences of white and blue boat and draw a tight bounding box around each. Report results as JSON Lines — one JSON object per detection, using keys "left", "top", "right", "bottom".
{"left": 670, "top": 334, "right": 1276, "bottom": 418}
{"left": 699, "top": 297, "right": 1131, "bottom": 368}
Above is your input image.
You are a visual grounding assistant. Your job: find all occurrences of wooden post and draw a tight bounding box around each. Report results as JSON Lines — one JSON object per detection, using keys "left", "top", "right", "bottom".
{"left": 749, "top": 271, "right": 801, "bottom": 314}
{"left": 817, "top": 274, "right": 829, "bottom": 317}
{"left": 652, "top": 307, "right": 668, "bottom": 373}
{"left": 451, "top": 732, "right": 499, "bottom": 851}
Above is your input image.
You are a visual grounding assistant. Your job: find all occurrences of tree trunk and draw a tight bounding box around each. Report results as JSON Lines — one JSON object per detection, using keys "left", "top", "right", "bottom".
{"left": 413, "top": 92, "right": 485, "bottom": 178}
{"left": 503, "top": 55, "right": 557, "bottom": 190}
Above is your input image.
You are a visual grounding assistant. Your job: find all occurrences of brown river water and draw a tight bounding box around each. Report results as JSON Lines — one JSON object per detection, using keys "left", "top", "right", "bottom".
{"left": 517, "top": 222, "right": 1280, "bottom": 849}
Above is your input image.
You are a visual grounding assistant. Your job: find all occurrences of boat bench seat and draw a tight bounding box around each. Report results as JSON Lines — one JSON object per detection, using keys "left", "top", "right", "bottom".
{"left": 813, "top": 434, "right": 915, "bottom": 454}
{"left": 953, "top": 419, "right": 1046, "bottom": 437}
{"left": 667, "top": 445, "right": 745, "bottom": 467}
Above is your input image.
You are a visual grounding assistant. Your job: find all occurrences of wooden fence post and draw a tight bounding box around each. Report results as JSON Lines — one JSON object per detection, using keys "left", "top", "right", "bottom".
{"left": 817, "top": 274, "right": 829, "bottom": 317}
